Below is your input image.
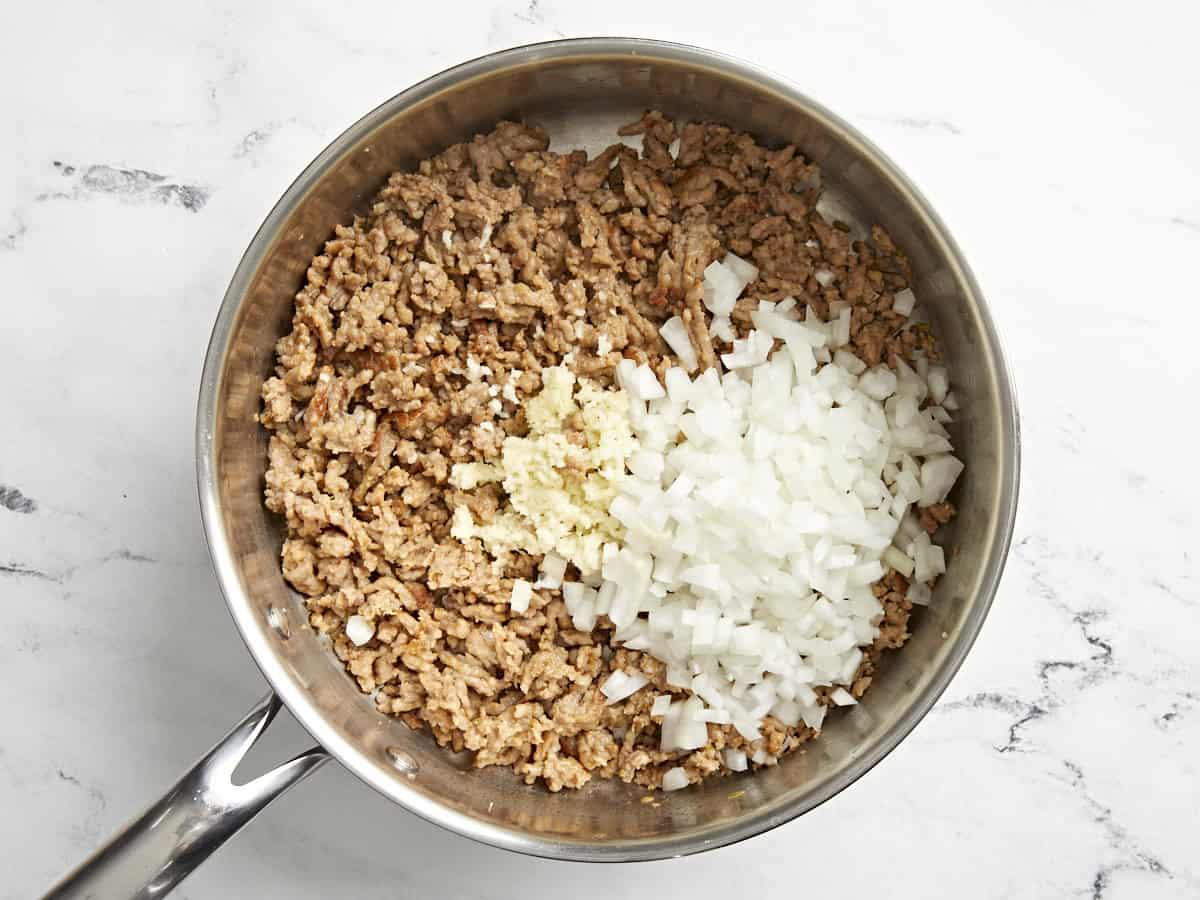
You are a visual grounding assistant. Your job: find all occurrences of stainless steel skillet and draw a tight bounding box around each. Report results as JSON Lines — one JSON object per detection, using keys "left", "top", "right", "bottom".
{"left": 47, "top": 37, "right": 1019, "bottom": 899}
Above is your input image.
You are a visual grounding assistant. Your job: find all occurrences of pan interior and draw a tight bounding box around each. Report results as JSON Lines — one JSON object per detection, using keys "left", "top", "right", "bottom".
{"left": 200, "top": 41, "right": 1016, "bottom": 861}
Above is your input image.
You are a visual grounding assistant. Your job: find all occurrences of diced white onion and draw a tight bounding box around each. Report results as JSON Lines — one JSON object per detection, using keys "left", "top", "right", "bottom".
{"left": 626, "top": 364, "right": 665, "bottom": 401}
{"left": 883, "top": 545, "right": 915, "bottom": 578}
{"left": 601, "top": 670, "right": 649, "bottom": 704}
{"left": 908, "top": 581, "right": 933, "bottom": 606}
{"left": 660, "top": 316, "right": 699, "bottom": 372}
{"left": 892, "top": 288, "right": 916, "bottom": 316}
{"left": 927, "top": 366, "right": 949, "bottom": 406}
{"left": 559, "top": 299, "right": 957, "bottom": 740}
{"left": 345, "top": 615, "right": 375, "bottom": 646}
{"left": 509, "top": 579, "right": 533, "bottom": 614}
{"left": 834, "top": 349, "right": 866, "bottom": 375}
{"left": 710, "top": 315, "right": 736, "bottom": 342}
{"left": 919, "top": 455, "right": 964, "bottom": 507}
{"left": 723, "top": 748, "right": 749, "bottom": 772}
{"left": 722, "top": 252, "right": 759, "bottom": 285}
{"left": 703, "top": 255, "right": 757, "bottom": 318}
{"left": 562, "top": 581, "right": 585, "bottom": 609}
{"left": 703, "top": 262, "right": 744, "bottom": 316}
{"left": 858, "top": 366, "right": 898, "bottom": 400}
{"left": 662, "top": 766, "right": 690, "bottom": 791}
{"left": 629, "top": 448, "right": 665, "bottom": 482}
{"left": 832, "top": 308, "right": 851, "bottom": 347}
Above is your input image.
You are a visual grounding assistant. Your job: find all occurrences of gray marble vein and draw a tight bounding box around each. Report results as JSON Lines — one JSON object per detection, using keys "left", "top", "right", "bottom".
{"left": 0, "top": 484, "right": 37, "bottom": 514}
{"left": 40, "top": 161, "right": 209, "bottom": 212}
{"left": 864, "top": 115, "right": 963, "bottom": 135}
{"left": 0, "top": 561, "right": 58, "bottom": 581}
{"left": 0, "top": 215, "right": 27, "bottom": 251}
{"left": 233, "top": 125, "right": 283, "bottom": 159}
{"left": 1, "top": 549, "right": 155, "bottom": 585}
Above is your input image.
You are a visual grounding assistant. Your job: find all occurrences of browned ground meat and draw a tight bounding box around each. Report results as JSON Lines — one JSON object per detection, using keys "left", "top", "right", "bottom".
{"left": 260, "top": 111, "right": 953, "bottom": 791}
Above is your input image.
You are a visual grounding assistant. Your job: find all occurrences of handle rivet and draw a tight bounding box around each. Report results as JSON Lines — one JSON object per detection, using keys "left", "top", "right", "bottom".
{"left": 266, "top": 607, "right": 291, "bottom": 640}
{"left": 386, "top": 746, "right": 419, "bottom": 777}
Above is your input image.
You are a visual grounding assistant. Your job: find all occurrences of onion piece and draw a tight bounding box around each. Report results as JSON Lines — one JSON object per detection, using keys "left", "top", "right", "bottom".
{"left": 919, "top": 455, "right": 964, "bottom": 506}
{"left": 345, "top": 615, "right": 375, "bottom": 646}
{"left": 601, "top": 670, "right": 649, "bottom": 704}
{"left": 892, "top": 288, "right": 916, "bottom": 316}
{"left": 579, "top": 299, "right": 958, "bottom": 742}
{"left": 722, "top": 251, "right": 759, "bottom": 285}
{"left": 626, "top": 364, "right": 666, "bottom": 401}
{"left": 908, "top": 581, "right": 933, "bottom": 606}
{"left": 830, "top": 687, "right": 857, "bottom": 706}
{"left": 927, "top": 366, "right": 949, "bottom": 405}
{"left": 723, "top": 748, "right": 749, "bottom": 772}
{"left": 883, "top": 545, "right": 915, "bottom": 578}
{"left": 832, "top": 308, "right": 851, "bottom": 348}
{"left": 858, "top": 366, "right": 898, "bottom": 401}
{"left": 509, "top": 579, "right": 533, "bottom": 614}
{"left": 703, "top": 261, "right": 745, "bottom": 316}
{"left": 662, "top": 766, "right": 690, "bottom": 791}
{"left": 535, "top": 553, "right": 568, "bottom": 589}
{"left": 628, "top": 448, "right": 665, "bottom": 482}
{"left": 711, "top": 315, "right": 736, "bottom": 342}
{"left": 562, "top": 581, "right": 585, "bottom": 611}
{"left": 660, "top": 317, "right": 699, "bottom": 372}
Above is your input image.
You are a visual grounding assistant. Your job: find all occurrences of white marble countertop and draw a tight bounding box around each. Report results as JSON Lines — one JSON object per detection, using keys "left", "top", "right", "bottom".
{"left": 3, "top": 1, "right": 1198, "bottom": 897}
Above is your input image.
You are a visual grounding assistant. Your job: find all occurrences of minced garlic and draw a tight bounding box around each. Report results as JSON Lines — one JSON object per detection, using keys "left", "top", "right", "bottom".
{"left": 450, "top": 365, "right": 635, "bottom": 575}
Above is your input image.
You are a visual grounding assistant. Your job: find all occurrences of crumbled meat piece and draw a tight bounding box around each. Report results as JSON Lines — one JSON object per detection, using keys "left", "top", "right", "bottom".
{"left": 261, "top": 114, "right": 949, "bottom": 791}
{"left": 920, "top": 501, "right": 956, "bottom": 533}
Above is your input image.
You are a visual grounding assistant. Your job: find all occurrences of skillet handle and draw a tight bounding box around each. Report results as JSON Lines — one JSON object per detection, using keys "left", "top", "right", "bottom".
{"left": 43, "top": 692, "right": 329, "bottom": 900}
